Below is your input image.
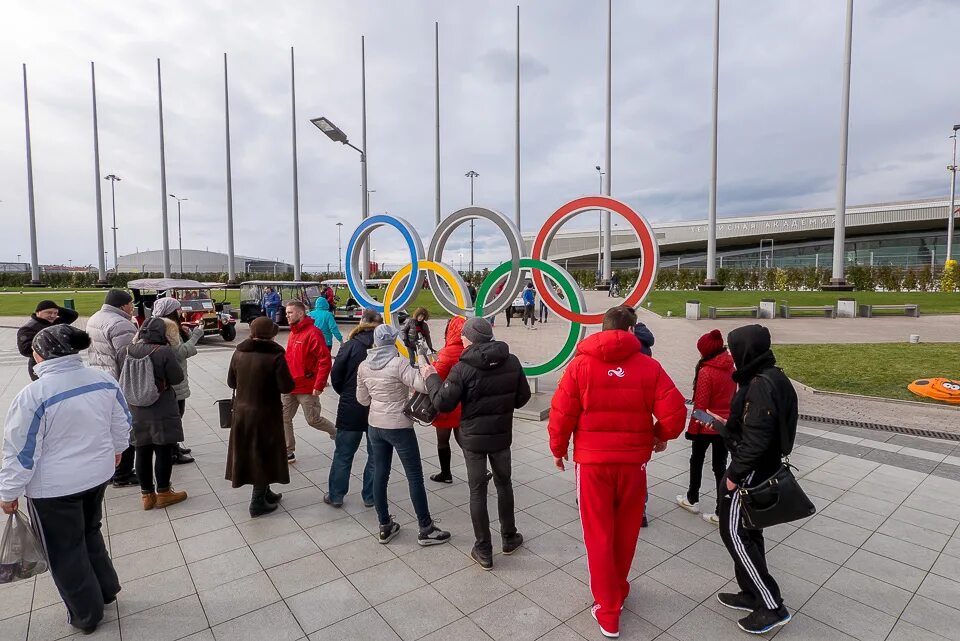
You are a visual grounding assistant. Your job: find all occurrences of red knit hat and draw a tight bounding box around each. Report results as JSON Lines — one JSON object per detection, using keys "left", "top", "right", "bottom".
{"left": 697, "top": 329, "right": 724, "bottom": 357}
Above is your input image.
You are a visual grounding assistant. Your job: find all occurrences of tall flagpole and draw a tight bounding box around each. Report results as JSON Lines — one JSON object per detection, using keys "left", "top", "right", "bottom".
{"left": 514, "top": 5, "right": 521, "bottom": 228}
{"left": 361, "top": 36, "right": 370, "bottom": 280}
{"left": 91, "top": 62, "right": 108, "bottom": 285}
{"left": 702, "top": 0, "right": 721, "bottom": 289}
{"left": 22, "top": 64, "right": 41, "bottom": 285}
{"left": 435, "top": 22, "right": 441, "bottom": 228}
{"left": 291, "top": 47, "right": 302, "bottom": 280}
{"left": 224, "top": 53, "right": 236, "bottom": 282}
{"left": 602, "top": 0, "right": 613, "bottom": 283}
{"left": 827, "top": 0, "right": 854, "bottom": 289}
{"left": 157, "top": 59, "right": 171, "bottom": 278}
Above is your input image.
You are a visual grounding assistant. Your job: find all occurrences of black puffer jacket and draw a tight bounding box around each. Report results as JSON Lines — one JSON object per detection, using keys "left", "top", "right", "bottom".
{"left": 16, "top": 307, "right": 80, "bottom": 380}
{"left": 426, "top": 340, "right": 531, "bottom": 453}
{"left": 723, "top": 324, "right": 798, "bottom": 486}
{"left": 330, "top": 323, "right": 377, "bottom": 431}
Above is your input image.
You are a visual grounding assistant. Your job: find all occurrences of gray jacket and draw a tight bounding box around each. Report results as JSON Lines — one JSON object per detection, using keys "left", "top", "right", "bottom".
{"left": 86, "top": 305, "right": 138, "bottom": 380}
{"left": 356, "top": 346, "right": 427, "bottom": 429}
{"left": 163, "top": 319, "right": 203, "bottom": 400}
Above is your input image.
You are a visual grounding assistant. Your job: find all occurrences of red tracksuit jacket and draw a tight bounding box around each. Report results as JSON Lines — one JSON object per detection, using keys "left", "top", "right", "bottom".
{"left": 687, "top": 350, "right": 735, "bottom": 436}
{"left": 285, "top": 317, "right": 332, "bottom": 395}
{"left": 549, "top": 330, "right": 688, "bottom": 464}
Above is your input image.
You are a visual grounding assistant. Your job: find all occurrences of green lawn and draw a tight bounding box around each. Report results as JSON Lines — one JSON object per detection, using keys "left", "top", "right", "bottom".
{"left": 774, "top": 343, "right": 960, "bottom": 403}
{"left": 642, "top": 290, "right": 960, "bottom": 317}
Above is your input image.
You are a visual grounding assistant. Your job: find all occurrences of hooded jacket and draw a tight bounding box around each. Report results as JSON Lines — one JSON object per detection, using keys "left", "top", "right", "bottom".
{"left": 0, "top": 355, "right": 131, "bottom": 501}
{"left": 356, "top": 343, "right": 428, "bottom": 429}
{"left": 17, "top": 306, "right": 80, "bottom": 380}
{"left": 163, "top": 318, "right": 204, "bottom": 400}
{"left": 548, "top": 330, "right": 686, "bottom": 465}
{"left": 687, "top": 350, "right": 736, "bottom": 436}
{"left": 330, "top": 322, "right": 378, "bottom": 431}
{"left": 285, "top": 316, "right": 332, "bottom": 395}
{"left": 426, "top": 340, "right": 531, "bottom": 453}
{"left": 431, "top": 316, "right": 466, "bottom": 429}
{"left": 308, "top": 297, "right": 343, "bottom": 347}
{"left": 399, "top": 316, "right": 433, "bottom": 351}
{"left": 723, "top": 324, "right": 799, "bottom": 486}
{"left": 86, "top": 304, "right": 139, "bottom": 380}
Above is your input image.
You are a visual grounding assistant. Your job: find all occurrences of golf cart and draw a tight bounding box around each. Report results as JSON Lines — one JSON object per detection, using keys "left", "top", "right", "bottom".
{"left": 127, "top": 278, "right": 237, "bottom": 342}
{"left": 239, "top": 280, "right": 322, "bottom": 326}
{"left": 320, "top": 278, "right": 391, "bottom": 323}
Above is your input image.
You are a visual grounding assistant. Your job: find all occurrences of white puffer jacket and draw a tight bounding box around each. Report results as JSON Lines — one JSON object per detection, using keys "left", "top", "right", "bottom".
{"left": 86, "top": 304, "right": 138, "bottom": 380}
{"left": 356, "top": 346, "right": 427, "bottom": 429}
{"left": 0, "top": 355, "right": 132, "bottom": 501}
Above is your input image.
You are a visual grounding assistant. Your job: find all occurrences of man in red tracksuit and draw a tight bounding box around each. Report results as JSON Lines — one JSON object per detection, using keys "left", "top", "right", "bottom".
{"left": 549, "top": 306, "right": 686, "bottom": 639}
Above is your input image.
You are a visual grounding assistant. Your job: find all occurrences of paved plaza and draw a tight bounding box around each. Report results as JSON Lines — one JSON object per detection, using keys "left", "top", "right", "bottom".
{"left": 0, "top": 304, "right": 959, "bottom": 640}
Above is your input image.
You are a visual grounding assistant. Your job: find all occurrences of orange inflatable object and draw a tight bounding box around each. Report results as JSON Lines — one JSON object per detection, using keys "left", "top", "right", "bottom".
{"left": 908, "top": 378, "right": 960, "bottom": 404}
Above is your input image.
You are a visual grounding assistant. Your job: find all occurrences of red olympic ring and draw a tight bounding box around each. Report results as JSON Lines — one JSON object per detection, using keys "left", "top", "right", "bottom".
{"left": 531, "top": 196, "right": 658, "bottom": 325}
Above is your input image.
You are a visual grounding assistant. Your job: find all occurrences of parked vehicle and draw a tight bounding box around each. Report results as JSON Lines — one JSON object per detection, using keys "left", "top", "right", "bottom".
{"left": 239, "top": 280, "right": 322, "bottom": 326}
{"left": 127, "top": 278, "right": 237, "bottom": 341}
{"left": 320, "top": 278, "right": 391, "bottom": 323}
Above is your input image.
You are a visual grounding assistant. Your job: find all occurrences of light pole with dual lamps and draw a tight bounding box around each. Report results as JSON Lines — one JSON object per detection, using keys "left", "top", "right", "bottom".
{"left": 168, "top": 194, "right": 187, "bottom": 274}
{"left": 595, "top": 165, "right": 604, "bottom": 282}
{"left": 947, "top": 124, "right": 960, "bottom": 263}
{"left": 104, "top": 174, "right": 121, "bottom": 272}
{"left": 465, "top": 170, "right": 479, "bottom": 273}
{"left": 336, "top": 222, "right": 344, "bottom": 276}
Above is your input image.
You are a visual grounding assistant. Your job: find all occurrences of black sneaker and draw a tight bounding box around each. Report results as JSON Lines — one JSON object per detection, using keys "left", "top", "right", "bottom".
{"left": 471, "top": 545, "right": 493, "bottom": 570}
{"left": 737, "top": 606, "right": 791, "bottom": 635}
{"left": 177, "top": 444, "right": 192, "bottom": 455}
{"left": 641, "top": 515, "right": 649, "bottom": 528}
{"left": 112, "top": 474, "right": 139, "bottom": 488}
{"left": 502, "top": 532, "right": 523, "bottom": 555}
{"left": 418, "top": 524, "right": 451, "bottom": 547}
{"left": 378, "top": 519, "right": 400, "bottom": 544}
{"left": 717, "top": 592, "right": 759, "bottom": 612}
{"left": 323, "top": 493, "right": 343, "bottom": 508}
{"left": 287, "top": 452, "right": 296, "bottom": 463}
{"left": 265, "top": 488, "right": 282, "bottom": 504}
{"left": 429, "top": 472, "right": 453, "bottom": 484}
{"left": 171, "top": 451, "right": 195, "bottom": 465}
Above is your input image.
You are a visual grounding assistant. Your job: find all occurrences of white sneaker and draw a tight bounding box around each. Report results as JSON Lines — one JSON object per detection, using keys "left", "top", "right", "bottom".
{"left": 591, "top": 603, "right": 620, "bottom": 639}
{"left": 702, "top": 513, "right": 720, "bottom": 526}
{"left": 676, "top": 495, "right": 699, "bottom": 514}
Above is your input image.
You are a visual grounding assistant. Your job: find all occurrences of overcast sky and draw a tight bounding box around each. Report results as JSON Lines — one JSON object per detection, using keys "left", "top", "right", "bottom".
{"left": 1, "top": 0, "right": 957, "bottom": 269}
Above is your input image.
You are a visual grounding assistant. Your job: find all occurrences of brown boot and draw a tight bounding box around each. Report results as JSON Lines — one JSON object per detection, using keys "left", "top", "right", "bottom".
{"left": 155, "top": 488, "right": 188, "bottom": 509}
{"left": 141, "top": 493, "right": 157, "bottom": 511}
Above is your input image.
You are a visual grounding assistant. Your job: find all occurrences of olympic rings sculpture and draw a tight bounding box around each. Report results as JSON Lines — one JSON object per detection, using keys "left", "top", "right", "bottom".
{"left": 344, "top": 196, "right": 659, "bottom": 377}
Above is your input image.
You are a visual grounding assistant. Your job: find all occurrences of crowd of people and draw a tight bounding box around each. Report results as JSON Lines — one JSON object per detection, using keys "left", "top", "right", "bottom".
{"left": 1, "top": 289, "right": 798, "bottom": 638}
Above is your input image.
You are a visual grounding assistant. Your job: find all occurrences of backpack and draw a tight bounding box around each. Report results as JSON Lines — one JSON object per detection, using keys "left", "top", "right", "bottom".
{"left": 120, "top": 346, "right": 162, "bottom": 407}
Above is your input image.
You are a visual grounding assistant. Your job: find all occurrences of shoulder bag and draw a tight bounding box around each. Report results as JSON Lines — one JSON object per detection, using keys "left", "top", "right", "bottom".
{"left": 738, "top": 459, "right": 816, "bottom": 530}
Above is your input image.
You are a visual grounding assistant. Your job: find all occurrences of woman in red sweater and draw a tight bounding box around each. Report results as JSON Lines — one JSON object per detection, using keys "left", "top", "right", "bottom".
{"left": 677, "top": 329, "right": 736, "bottom": 525}
{"left": 429, "top": 316, "right": 466, "bottom": 483}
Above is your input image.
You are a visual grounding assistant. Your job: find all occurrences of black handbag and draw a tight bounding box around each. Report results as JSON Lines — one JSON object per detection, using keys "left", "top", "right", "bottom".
{"left": 403, "top": 392, "right": 438, "bottom": 425}
{"left": 215, "top": 391, "right": 234, "bottom": 429}
{"left": 737, "top": 460, "right": 816, "bottom": 530}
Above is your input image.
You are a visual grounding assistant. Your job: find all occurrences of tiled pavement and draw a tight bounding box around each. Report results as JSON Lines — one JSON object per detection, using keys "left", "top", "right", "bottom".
{"left": 1, "top": 333, "right": 960, "bottom": 641}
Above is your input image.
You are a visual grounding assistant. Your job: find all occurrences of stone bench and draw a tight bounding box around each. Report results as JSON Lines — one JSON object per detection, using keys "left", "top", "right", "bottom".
{"left": 707, "top": 305, "right": 758, "bottom": 320}
{"left": 779, "top": 304, "right": 836, "bottom": 319}
{"left": 858, "top": 303, "right": 919, "bottom": 318}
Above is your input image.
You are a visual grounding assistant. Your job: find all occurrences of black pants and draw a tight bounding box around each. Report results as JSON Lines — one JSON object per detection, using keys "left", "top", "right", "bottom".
{"left": 538, "top": 301, "right": 548, "bottom": 323}
{"left": 687, "top": 434, "right": 728, "bottom": 513}
{"left": 458, "top": 435, "right": 516, "bottom": 553}
{"left": 27, "top": 483, "right": 120, "bottom": 630}
{"left": 113, "top": 446, "right": 135, "bottom": 478}
{"left": 718, "top": 475, "right": 783, "bottom": 611}
{"left": 504, "top": 307, "right": 511, "bottom": 327}
{"left": 178, "top": 400, "right": 185, "bottom": 417}
{"left": 522, "top": 303, "right": 535, "bottom": 326}
{"left": 135, "top": 444, "right": 175, "bottom": 493}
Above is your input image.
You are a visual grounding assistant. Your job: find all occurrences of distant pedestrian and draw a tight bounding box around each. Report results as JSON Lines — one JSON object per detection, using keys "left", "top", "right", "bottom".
{"left": 676, "top": 329, "right": 734, "bottom": 526}
{"left": 522, "top": 282, "right": 537, "bottom": 329}
{"left": 427, "top": 316, "right": 466, "bottom": 485}
{"left": 356, "top": 325, "right": 450, "bottom": 546}
{"left": 400, "top": 307, "right": 433, "bottom": 365}
{"left": 325, "top": 309, "right": 382, "bottom": 508}
{"left": 86, "top": 289, "right": 139, "bottom": 488}
{"left": 282, "top": 301, "right": 335, "bottom": 463}
{"left": 309, "top": 297, "right": 344, "bottom": 350}
{"left": 323, "top": 285, "right": 336, "bottom": 309}
{"left": 608, "top": 271, "right": 620, "bottom": 297}
{"left": 118, "top": 317, "right": 188, "bottom": 511}
{"left": 548, "top": 306, "right": 686, "bottom": 638}
{"left": 715, "top": 325, "right": 796, "bottom": 635}
{"left": 0, "top": 325, "right": 128, "bottom": 635}
{"left": 226, "top": 317, "right": 296, "bottom": 517}
{"left": 17, "top": 300, "right": 79, "bottom": 381}
{"left": 495, "top": 281, "right": 509, "bottom": 327}
{"left": 153, "top": 297, "right": 201, "bottom": 465}
{"left": 424, "top": 317, "right": 531, "bottom": 569}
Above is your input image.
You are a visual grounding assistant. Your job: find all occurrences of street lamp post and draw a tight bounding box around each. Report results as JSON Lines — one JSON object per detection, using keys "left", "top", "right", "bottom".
{"left": 465, "top": 170, "right": 479, "bottom": 273}
{"left": 336, "top": 222, "right": 344, "bottom": 275}
{"left": 310, "top": 116, "right": 369, "bottom": 279}
{"left": 595, "top": 166, "right": 604, "bottom": 281}
{"left": 169, "top": 194, "right": 187, "bottom": 274}
{"left": 948, "top": 124, "right": 960, "bottom": 263}
{"left": 104, "top": 175, "right": 121, "bottom": 272}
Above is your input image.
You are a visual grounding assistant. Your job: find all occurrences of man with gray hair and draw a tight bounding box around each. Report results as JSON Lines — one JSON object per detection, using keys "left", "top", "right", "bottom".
{"left": 422, "top": 317, "right": 531, "bottom": 570}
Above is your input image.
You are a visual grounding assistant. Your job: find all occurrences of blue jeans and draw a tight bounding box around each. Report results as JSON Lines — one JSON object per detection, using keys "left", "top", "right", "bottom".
{"left": 327, "top": 430, "right": 374, "bottom": 505}
{"left": 368, "top": 426, "right": 433, "bottom": 531}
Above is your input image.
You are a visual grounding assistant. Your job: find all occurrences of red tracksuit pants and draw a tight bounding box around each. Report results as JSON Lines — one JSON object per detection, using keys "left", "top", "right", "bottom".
{"left": 577, "top": 462, "right": 648, "bottom": 631}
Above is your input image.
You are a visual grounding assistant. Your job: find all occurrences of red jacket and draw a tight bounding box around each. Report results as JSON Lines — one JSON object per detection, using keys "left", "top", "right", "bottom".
{"left": 687, "top": 350, "right": 736, "bottom": 436}
{"left": 549, "top": 330, "right": 687, "bottom": 465}
{"left": 432, "top": 316, "right": 465, "bottom": 429}
{"left": 285, "top": 317, "right": 332, "bottom": 395}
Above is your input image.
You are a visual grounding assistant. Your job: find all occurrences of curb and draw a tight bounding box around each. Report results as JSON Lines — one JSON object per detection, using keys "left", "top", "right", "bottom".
{"left": 799, "top": 413, "right": 960, "bottom": 442}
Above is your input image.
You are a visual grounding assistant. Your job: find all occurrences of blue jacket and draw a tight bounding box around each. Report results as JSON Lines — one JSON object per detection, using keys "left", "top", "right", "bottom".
{"left": 262, "top": 291, "right": 281, "bottom": 310}
{"left": 309, "top": 298, "right": 343, "bottom": 347}
{"left": 522, "top": 288, "right": 535, "bottom": 305}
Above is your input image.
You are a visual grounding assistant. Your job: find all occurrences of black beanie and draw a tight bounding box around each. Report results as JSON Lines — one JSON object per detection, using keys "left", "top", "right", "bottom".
{"left": 32, "top": 325, "right": 92, "bottom": 360}
{"left": 104, "top": 289, "right": 133, "bottom": 308}
{"left": 35, "top": 300, "right": 59, "bottom": 313}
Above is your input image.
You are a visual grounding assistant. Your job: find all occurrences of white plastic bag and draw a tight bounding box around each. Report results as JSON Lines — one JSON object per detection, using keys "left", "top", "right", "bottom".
{"left": 0, "top": 511, "right": 48, "bottom": 583}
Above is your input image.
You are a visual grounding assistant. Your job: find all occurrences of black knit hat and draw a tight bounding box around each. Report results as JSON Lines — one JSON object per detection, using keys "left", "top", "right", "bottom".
{"left": 35, "top": 300, "right": 59, "bottom": 313}
{"left": 32, "top": 325, "right": 91, "bottom": 360}
{"left": 104, "top": 289, "right": 133, "bottom": 308}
